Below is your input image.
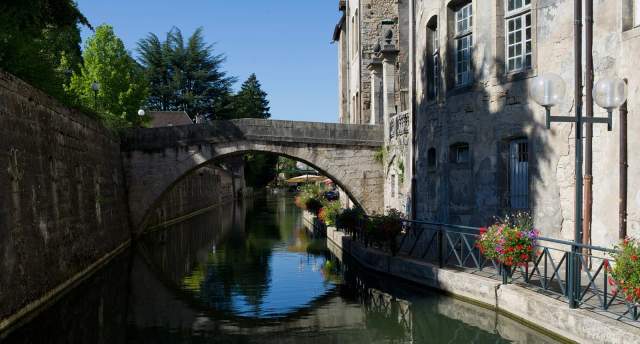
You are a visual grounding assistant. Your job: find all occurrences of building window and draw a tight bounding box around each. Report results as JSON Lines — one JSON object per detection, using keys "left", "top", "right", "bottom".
{"left": 450, "top": 143, "right": 470, "bottom": 164}
{"left": 509, "top": 138, "right": 529, "bottom": 209}
{"left": 454, "top": 3, "right": 473, "bottom": 86}
{"left": 351, "top": 10, "right": 359, "bottom": 59}
{"left": 635, "top": 0, "right": 640, "bottom": 27}
{"left": 427, "top": 17, "right": 440, "bottom": 100}
{"left": 427, "top": 148, "right": 437, "bottom": 169}
{"left": 505, "top": 0, "right": 532, "bottom": 73}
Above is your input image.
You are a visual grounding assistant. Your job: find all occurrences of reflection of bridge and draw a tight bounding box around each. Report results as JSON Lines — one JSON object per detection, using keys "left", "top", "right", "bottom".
{"left": 121, "top": 119, "right": 384, "bottom": 231}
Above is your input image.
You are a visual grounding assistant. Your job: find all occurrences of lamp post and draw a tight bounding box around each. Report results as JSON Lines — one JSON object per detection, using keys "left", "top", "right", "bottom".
{"left": 530, "top": 73, "right": 627, "bottom": 308}
{"left": 91, "top": 81, "right": 100, "bottom": 111}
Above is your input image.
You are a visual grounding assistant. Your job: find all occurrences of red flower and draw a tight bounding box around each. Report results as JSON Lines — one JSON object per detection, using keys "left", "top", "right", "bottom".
{"left": 479, "top": 227, "right": 487, "bottom": 234}
{"left": 608, "top": 276, "right": 616, "bottom": 286}
{"left": 631, "top": 255, "right": 638, "bottom": 262}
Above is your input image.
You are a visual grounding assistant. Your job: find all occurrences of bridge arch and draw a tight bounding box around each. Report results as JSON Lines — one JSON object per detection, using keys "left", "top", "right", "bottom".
{"left": 121, "top": 119, "right": 384, "bottom": 232}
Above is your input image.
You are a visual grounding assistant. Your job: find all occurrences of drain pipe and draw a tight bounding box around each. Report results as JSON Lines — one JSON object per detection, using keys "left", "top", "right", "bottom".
{"left": 410, "top": 0, "right": 417, "bottom": 221}
{"left": 583, "top": 0, "right": 594, "bottom": 260}
{"left": 620, "top": 82, "right": 628, "bottom": 240}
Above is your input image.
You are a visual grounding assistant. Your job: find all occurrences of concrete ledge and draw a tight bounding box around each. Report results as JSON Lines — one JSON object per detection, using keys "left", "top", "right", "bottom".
{"left": 327, "top": 227, "right": 640, "bottom": 344}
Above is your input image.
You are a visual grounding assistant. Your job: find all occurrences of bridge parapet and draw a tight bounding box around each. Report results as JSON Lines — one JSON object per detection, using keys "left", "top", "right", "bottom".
{"left": 121, "top": 119, "right": 383, "bottom": 152}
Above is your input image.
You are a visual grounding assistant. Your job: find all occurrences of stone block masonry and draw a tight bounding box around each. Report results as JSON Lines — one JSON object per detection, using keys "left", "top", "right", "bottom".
{"left": 0, "top": 71, "right": 131, "bottom": 328}
{"left": 146, "top": 165, "right": 236, "bottom": 228}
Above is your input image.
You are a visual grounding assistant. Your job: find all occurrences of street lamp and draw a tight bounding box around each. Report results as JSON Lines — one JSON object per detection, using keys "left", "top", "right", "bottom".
{"left": 529, "top": 73, "right": 566, "bottom": 128}
{"left": 137, "top": 109, "right": 146, "bottom": 117}
{"left": 530, "top": 73, "right": 627, "bottom": 308}
{"left": 593, "top": 77, "right": 628, "bottom": 131}
{"left": 91, "top": 81, "right": 100, "bottom": 111}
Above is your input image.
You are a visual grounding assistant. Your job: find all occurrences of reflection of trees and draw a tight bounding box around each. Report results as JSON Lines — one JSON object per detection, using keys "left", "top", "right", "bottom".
{"left": 194, "top": 194, "right": 285, "bottom": 316}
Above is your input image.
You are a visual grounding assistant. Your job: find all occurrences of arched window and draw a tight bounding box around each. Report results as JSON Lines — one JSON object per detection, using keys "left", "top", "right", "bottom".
{"left": 426, "top": 16, "right": 440, "bottom": 100}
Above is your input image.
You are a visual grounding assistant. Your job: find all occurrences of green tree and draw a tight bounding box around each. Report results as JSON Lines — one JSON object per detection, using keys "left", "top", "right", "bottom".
{"left": 67, "top": 25, "right": 148, "bottom": 128}
{"left": 137, "top": 27, "right": 235, "bottom": 120}
{"left": 0, "top": 0, "right": 89, "bottom": 102}
{"left": 232, "top": 74, "right": 271, "bottom": 119}
{"left": 244, "top": 153, "right": 279, "bottom": 188}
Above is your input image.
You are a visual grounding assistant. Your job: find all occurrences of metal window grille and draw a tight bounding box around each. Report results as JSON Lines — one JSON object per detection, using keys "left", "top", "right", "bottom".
{"left": 505, "top": 0, "right": 532, "bottom": 72}
{"left": 509, "top": 139, "right": 529, "bottom": 209}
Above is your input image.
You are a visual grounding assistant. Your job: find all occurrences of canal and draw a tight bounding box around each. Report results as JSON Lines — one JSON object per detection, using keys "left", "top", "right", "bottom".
{"left": 3, "top": 193, "right": 561, "bottom": 343}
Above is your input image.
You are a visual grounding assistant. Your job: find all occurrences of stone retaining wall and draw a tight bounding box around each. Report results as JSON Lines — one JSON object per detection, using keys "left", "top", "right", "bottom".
{"left": 327, "top": 227, "right": 640, "bottom": 344}
{"left": 147, "top": 166, "right": 235, "bottom": 228}
{"left": 0, "top": 71, "right": 131, "bottom": 328}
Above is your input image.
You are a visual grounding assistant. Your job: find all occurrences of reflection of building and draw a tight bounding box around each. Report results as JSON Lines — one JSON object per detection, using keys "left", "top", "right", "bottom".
{"left": 335, "top": 0, "right": 640, "bottom": 247}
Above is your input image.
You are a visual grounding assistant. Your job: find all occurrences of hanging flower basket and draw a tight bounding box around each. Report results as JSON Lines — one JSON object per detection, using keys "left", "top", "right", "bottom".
{"left": 476, "top": 213, "right": 539, "bottom": 268}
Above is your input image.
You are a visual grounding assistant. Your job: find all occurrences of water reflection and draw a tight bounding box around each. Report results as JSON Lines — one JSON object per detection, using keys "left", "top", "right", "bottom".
{"left": 2, "top": 193, "right": 561, "bottom": 343}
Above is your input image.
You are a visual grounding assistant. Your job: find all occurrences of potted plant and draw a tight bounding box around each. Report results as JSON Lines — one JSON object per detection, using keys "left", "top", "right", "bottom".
{"left": 607, "top": 237, "right": 640, "bottom": 304}
{"left": 319, "top": 201, "right": 341, "bottom": 227}
{"left": 476, "top": 213, "right": 539, "bottom": 281}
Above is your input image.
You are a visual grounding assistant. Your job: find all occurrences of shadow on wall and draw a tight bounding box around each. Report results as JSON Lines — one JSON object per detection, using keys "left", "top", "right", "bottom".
{"left": 416, "top": 43, "right": 558, "bottom": 230}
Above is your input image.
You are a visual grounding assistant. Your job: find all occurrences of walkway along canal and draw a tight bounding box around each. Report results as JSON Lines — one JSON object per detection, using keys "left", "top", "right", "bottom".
{"left": 1, "top": 193, "right": 561, "bottom": 343}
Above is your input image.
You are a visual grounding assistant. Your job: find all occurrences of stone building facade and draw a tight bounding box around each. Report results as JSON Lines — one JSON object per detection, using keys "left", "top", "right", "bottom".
{"left": 337, "top": 0, "right": 640, "bottom": 247}
{"left": 334, "top": 0, "right": 414, "bottom": 214}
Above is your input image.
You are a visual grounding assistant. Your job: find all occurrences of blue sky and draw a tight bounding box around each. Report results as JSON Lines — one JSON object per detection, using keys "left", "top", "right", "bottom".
{"left": 76, "top": 0, "right": 341, "bottom": 123}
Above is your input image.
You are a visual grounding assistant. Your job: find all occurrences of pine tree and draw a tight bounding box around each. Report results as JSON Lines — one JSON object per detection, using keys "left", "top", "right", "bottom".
{"left": 137, "top": 27, "right": 236, "bottom": 120}
{"left": 233, "top": 74, "right": 271, "bottom": 119}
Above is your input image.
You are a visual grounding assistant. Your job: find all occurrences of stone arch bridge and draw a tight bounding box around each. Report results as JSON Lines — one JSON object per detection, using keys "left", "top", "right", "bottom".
{"left": 121, "top": 119, "right": 384, "bottom": 231}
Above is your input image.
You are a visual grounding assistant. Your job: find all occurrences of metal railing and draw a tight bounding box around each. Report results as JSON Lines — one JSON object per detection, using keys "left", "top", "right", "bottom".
{"left": 353, "top": 218, "right": 639, "bottom": 324}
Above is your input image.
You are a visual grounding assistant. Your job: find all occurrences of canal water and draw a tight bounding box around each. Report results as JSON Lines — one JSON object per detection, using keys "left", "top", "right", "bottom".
{"left": 3, "top": 193, "right": 561, "bottom": 343}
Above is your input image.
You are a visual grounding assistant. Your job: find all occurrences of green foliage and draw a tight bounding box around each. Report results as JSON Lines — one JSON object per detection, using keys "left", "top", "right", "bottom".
{"left": 0, "top": 0, "right": 88, "bottom": 103}
{"left": 374, "top": 146, "right": 387, "bottom": 164}
{"left": 319, "top": 201, "right": 341, "bottom": 226}
{"left": 66, "top": 25, "right": 148, "bottom": 128}
{"left": 232, "top": 74, "right": 270, "bottom": 119}
{"left": 336, "top": 207, "right": 365, "bottom": 236}
{"left": 609, "top": 238, "right": 640, "bottom": 303}
{"left": 367, "top": 209, "right": 405, "bottom": 255}
{"left": 137, "top": 27, "right": 236, "bottom": 120}
{"left": 244, "top": 153, "right": 278, "bottom": 188}
{"left": 295, "top": 183, "right": 325, "bottom": 215}
{"left": 397, "top": 159, "right": 405, "bottom": 183}
{"left": 305, "top": 198, "right": 323, "bottom": 216}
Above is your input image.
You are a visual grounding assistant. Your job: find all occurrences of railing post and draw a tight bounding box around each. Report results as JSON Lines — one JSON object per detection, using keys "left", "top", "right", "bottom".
{"left": 438, "top": 225, "right": 444, "bottom": 268}
{"left": 568, "top": 244, "right": 581, "bottom": 309}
